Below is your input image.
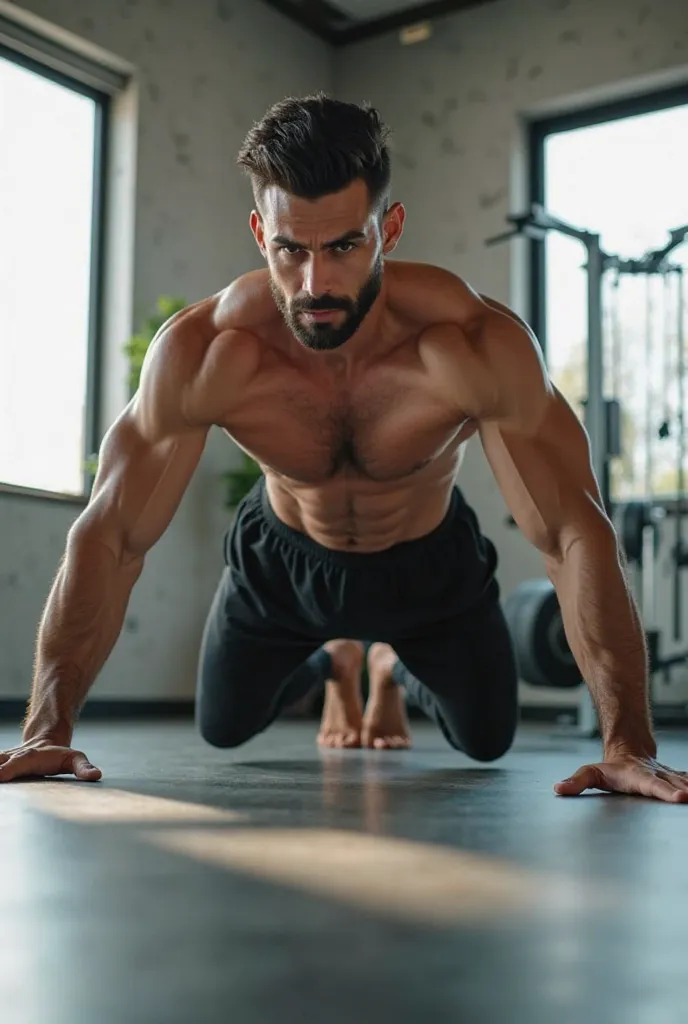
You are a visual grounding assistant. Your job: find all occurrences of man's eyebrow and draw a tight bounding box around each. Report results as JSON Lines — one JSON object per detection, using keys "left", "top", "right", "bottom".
{"left": 271, "top": 230, "right": 367, "bottom": 249}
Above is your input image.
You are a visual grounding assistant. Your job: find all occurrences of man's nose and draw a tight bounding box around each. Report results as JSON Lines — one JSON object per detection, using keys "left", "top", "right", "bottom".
{"left": 302, "top": 253, "right": 332, "bottom": 298}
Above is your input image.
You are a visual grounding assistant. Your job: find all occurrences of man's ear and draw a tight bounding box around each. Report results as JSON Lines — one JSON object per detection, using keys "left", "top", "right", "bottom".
{"left": 250, "top": 210, "right": 266, "bottom": 258}
{"left": 381, "top": 202, "right": 406, "bottom": 254}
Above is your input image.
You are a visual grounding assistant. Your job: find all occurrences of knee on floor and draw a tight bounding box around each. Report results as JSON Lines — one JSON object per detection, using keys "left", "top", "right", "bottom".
{"left": 448, "top": 726, "right": 516, "bottom": 763}
{"left": 197, "top": 717, "right": 257, "bottom": 749}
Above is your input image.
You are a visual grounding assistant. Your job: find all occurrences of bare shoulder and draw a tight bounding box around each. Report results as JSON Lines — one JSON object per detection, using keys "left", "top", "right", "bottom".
{"left": 387, "top": 259, "right": 530, "bottom": 336}
{"left": 134, "top": 276, "right": 274, "bottom": 434}
{"left": 213, "top": 268, "right": 280, "bottom": 335}
{"left": 386, "top": 260, "right": 481, "bottom": 327}
{"left": 387, "top": 261, "right": 550, "bottom": 423}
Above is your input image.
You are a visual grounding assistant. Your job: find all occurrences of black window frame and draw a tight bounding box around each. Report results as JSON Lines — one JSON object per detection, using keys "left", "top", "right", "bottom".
{"left": 528, "top": 82, "right": 688, "bottom": 359}
{"left": 0, "top": 41, "right": 109, "bottom": 506}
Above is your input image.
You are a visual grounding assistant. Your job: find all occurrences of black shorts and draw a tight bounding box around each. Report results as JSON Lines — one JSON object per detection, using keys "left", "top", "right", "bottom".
{"left": 196, "top": 477, "right": 518, "bottom": 759}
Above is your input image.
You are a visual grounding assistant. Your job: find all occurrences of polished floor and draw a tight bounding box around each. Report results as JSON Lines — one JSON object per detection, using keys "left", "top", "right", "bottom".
{"left": 1, "top": 717, "right": 688, "bottom": 1024}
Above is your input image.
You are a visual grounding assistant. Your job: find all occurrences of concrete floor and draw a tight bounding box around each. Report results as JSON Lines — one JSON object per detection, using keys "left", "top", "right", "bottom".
{"left": 1, "top": 718, "right": 687, "bottom": 1024}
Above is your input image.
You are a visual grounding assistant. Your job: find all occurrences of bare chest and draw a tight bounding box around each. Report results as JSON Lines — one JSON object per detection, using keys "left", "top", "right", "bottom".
{"left": 224, "top": 363, "right": 467, "bottom": 484}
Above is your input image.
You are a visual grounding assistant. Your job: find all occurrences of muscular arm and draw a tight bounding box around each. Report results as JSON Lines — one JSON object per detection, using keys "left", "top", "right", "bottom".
{"left": 23, "top": 318, "right": 210, "bottom": 747}
{"left": 469, "top": 298, "right": 654, "bottom": 758}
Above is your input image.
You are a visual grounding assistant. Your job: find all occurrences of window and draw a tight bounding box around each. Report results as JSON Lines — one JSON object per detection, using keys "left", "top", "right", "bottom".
{"left": 530, "top": 87, "right": 688, "bottom": 502}
{"left": 0, "top": 45, "right": 108, "bottom": 499}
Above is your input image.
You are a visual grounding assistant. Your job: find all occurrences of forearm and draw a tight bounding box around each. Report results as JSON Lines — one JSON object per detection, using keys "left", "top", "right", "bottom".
{"left": 547, "top": 528, "right": 655, "bottom": 757}
{"left": 23, "top": 531, "right": 143, "bottom": 745}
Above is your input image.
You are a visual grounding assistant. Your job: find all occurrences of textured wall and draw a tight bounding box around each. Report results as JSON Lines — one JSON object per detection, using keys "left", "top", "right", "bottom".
{"left": 0, "top": 0, "right": 330, "bottom": 700}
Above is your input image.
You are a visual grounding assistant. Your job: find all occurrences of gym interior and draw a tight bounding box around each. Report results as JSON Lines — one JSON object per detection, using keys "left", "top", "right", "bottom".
{"left": 1, "top": 0, "right": 688, "bottom": 1020}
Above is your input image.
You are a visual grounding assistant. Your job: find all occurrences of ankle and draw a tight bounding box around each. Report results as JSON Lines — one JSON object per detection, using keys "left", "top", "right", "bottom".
{"left": 367, "top": 642, "right": 398, "bottom": 687}
{"left": 369, "top": 672, "right": 397, "bottom": 694}
{"left": 324, "top": 639, "right": 365, "bottom": 683}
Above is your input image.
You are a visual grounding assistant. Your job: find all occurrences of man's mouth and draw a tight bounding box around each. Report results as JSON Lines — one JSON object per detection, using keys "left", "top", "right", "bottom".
{"left": 300, "top": 309, "right": 343, "bottom": 322}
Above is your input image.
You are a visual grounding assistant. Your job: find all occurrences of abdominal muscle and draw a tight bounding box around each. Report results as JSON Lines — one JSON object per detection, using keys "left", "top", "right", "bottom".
{"left": 264, "top": 443, "right": 471, "bottom": 552}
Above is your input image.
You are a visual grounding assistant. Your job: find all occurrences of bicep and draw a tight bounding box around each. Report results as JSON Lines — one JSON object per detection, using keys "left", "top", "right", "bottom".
{"left": 74, "top": 323, "right": 210, "bottom": 559}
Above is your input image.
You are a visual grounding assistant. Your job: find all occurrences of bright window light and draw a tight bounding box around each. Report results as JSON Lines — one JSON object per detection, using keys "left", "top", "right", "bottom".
{"left": 0, "top": 54, "right": 100, "bottom": 496}
{"left": 542, "top": 101, "right": 688, "bottom": 500}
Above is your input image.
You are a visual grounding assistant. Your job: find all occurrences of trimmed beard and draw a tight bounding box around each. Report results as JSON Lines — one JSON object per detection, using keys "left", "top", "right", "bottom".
{"left": 270, "top": 255, "right": 384, "bottom": 351}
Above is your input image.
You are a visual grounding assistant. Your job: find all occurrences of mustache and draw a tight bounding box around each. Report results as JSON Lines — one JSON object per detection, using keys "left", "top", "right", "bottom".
{"left": 292, "top": 295, "right": 353, "bottom": 313}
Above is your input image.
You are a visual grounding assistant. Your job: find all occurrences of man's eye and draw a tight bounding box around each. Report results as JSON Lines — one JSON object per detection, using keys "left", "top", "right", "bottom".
{"left": 334, "top": 242, "right": 355, "bottom": 253}
{"left": 280, "top": 244, "right": 301, "bottom": 255}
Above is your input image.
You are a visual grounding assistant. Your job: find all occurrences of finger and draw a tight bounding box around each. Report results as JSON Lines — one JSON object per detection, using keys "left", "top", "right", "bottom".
{"left": 654, "top": 770, "right": 688, "bottom": 788}
{"left": 661, "top": 772, "right": 688, "bottom": 792}
{"left": 0, "top": 743, "right": 46, "bottom": 758}
{"left": 617, "top": 768, "right": 688, "bottom": 803}
{"left": 0, "top": 754, "right": 37, "bottom": 783}
{"left": 71, "top": 752, "right": 102, "bottom": 782}
{"left": 648, "top": 777, "right": 688, "bottom": 803}
{"left": 554, "top": 765, "right": 604, "bottom": 796}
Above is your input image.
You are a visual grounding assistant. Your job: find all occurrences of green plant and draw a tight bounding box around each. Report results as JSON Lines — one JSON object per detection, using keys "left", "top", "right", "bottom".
{"left": 85, "top": 295, "right": 262, "bottom": 508}
{"left": 125, "top": 295, "right": 188, "bottom": 397}
{"left": 222, "top": 452, "right": 264, "bottom": 507}
{"left": 84, "top": 296, "right": 186, "bottom": 476}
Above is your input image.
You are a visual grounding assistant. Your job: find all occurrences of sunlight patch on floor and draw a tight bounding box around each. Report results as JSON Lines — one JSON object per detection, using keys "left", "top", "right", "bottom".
{"left": 4, "top": 783, "right": 244, "bottom": 823}
{"left": 142, "top": 826, "right": 618, "bottom": 926}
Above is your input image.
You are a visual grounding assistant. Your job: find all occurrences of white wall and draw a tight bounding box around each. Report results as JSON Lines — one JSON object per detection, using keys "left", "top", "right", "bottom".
{"left": 0, "top": 0, "right": 330, "bottom": 700}
{"left": 335, "top": 0, "right": 688, "bottom": 706}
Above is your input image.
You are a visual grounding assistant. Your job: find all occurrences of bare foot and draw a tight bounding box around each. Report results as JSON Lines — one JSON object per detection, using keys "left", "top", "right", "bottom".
{"left": 317, "top": 639, "right": 365, "bottom": 749}
{"left": 362, "top": 643, "right": 412, "bottom": 750}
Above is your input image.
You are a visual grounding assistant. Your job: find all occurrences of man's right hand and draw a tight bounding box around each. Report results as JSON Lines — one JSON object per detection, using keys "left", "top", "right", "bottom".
{"left": 0, "top": 740, "right": 102, "bottom": 783}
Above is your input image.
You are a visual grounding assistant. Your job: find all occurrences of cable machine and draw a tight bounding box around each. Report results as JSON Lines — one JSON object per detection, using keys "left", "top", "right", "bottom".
{"left": 488, "top": 207, "right": 688, "bottom": 734}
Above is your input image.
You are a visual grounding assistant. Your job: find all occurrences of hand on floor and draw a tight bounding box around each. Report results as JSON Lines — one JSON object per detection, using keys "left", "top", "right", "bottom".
{"left": 554, "top": 754, "right": 688, "bottom": 803}
{"left": 0, "top": 740, "right": 102, "bottom": 783}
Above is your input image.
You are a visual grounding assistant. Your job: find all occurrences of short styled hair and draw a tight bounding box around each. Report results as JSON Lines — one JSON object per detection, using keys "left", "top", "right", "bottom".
{"left": 237, "top": 93, "right": 391, "bottom": 211}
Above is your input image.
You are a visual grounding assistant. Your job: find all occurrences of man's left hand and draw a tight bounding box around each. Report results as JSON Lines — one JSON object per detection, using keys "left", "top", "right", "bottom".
{"left": 555, "top": 754, "right": 688, "bottom": 803}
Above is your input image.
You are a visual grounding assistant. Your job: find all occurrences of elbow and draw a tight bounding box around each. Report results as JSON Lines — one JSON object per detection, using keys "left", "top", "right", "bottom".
{"left": 545, "top": 510, "right": 618, "bottom": 574}
{"left": 67, "top": 516, "right": 144, "bottom": 575}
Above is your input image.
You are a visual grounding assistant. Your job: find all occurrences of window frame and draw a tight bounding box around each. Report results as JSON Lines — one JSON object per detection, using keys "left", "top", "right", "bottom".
{"left": 0, "top": 42, "right": 109, "bottom": 506}
{"left": 528, "top": 82, "right": 688, "bottom": 358}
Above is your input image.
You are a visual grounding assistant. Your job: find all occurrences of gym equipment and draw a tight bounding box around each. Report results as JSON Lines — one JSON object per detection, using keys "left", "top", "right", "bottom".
{"left": 489, "top": 211, "right": 688, "bottom": 729}
{"left": 621, "top": 500, "right": 662, "bottom": 564}
{"left": 502, "top": 579, "right": 578, "bottom": 689}
{"left": 674, "top": 269, "right": 688, "bottom": 641}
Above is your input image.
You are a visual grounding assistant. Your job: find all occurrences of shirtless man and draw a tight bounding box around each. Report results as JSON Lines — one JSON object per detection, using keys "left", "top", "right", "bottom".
{"left": 2, "top": 94, "right": 687, "bottom": 802}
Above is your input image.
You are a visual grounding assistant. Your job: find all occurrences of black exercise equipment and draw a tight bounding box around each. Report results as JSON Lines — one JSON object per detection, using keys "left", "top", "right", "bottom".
{"left": 502, "top": 579, "right": 578, "bottom": 689}
{"left": 622, "top": 500, "right": 662, "bottom": 564}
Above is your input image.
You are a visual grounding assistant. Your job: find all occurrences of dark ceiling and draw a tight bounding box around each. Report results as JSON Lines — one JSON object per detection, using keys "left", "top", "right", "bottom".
{"left": 261, "top": 0, "right": 500, "bottom": 46}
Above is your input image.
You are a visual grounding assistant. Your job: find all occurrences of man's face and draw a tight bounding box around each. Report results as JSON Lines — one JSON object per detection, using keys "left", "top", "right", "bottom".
{"left": 251, "top": 179, "right": 404, "bottom": 351}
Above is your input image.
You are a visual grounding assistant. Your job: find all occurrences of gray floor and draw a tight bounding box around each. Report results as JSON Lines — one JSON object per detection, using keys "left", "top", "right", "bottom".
{"left": 1, "top": 718, "right": 688, "bottom": 1024}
